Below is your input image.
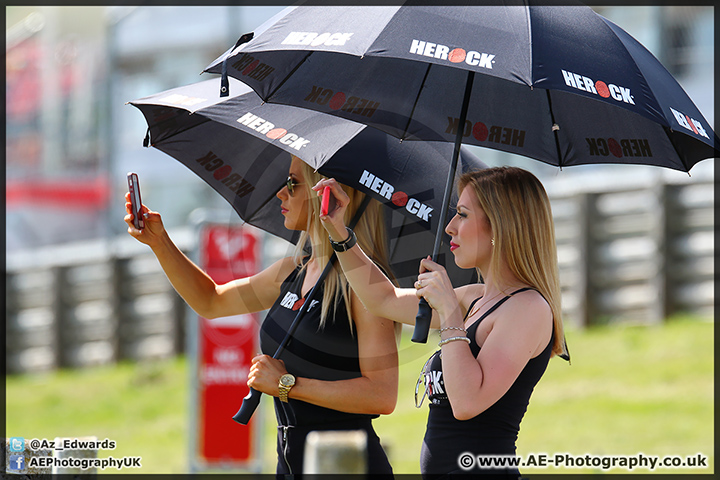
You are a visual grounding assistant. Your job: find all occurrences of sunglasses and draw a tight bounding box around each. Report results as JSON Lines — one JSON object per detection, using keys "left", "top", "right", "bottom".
{"left": 285, "top": 176, "right": 303, "bottom": 196}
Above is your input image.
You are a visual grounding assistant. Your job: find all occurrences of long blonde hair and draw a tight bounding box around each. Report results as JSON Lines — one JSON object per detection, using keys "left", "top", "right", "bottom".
{"left": 293, "top": 160, "right": 394, "bottom": 330}
{"left": 459, "top": 167, "right": 568, "bottom": 359}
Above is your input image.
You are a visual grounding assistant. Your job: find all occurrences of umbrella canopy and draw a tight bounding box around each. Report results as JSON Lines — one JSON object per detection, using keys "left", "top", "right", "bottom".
{"left": 205, "top": 3, "right": 718, "bottom": 172}
{"left": 129, "top": 76, "right": 488, "bottom": 288}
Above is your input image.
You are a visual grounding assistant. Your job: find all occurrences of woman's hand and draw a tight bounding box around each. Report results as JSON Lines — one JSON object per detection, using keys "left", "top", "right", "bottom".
{"left": 247, "top": 355, "right": 288, "bottom": 397}
{"left": 415, "top": 256, "right": 457, "bottom": 319}
{"left": 312, "top": 178, "right": 351, "bottom": 242}
{"left": 124, "top": 192, "right": 166, "bottom": 248}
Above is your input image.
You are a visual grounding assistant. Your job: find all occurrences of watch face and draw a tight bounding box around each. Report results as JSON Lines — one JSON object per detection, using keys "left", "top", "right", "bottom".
{"left": 280, "top": 374, "right": 295, "bottom": 386}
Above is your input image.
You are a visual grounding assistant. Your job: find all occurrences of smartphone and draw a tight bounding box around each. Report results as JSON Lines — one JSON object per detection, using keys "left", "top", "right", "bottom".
{"left": 321, "top": 186, "right": 337, "bottom": 216}
{"left": 127, "top": 172, "right": 145, "bottom": 230}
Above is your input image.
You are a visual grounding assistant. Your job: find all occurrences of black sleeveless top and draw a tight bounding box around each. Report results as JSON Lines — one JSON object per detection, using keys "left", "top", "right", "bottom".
{"left": 420, "top": 288, "right": 553, "bottom": 476}
{"left": 260, "top": 263, "right": 378, "bottom": 427}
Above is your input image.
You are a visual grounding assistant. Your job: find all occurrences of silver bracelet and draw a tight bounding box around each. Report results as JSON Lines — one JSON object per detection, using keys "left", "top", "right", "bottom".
{"left": 439, "top": 326, "right": 466, "bottom": 334}
{"left": 438, "top": 336, "right": 471, "bottom": 347}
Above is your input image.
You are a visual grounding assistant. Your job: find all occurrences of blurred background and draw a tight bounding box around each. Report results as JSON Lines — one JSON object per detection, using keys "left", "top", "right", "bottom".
{"left": 5, "top": 4, "right": 714, "bottom": 475}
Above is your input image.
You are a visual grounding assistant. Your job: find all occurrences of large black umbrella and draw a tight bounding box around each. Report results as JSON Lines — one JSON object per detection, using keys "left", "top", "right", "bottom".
{"left": 204, "top": 2, "right": 718, "bottom": 341}
{"left": 129, "top": 76, "right": 487, "bottom": 289}
{"left": 206, "top": 3, "right": 718, "bottom": 170}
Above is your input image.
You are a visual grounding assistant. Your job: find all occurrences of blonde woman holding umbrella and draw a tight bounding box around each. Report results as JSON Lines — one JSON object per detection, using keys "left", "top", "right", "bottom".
{"left": 125, "top": 156, "right": 398, "bottom": 476}
{"left": 315, "top": 166, "right": 569, "bottom": 478}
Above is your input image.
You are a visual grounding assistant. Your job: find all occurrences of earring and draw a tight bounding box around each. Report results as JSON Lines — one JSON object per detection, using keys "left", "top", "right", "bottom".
{"left": 491, "top": 238, "right": 495, "bottom": 247}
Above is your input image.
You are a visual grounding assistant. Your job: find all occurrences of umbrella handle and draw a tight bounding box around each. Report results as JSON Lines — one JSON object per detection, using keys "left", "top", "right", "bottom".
{"left": 411, "top": 70, "right": 475, "bottom": 345}
{"left": 232, "top": 387, "right": 262, "bottom": 425}
{"left": 411, "top": 298, "right": 433, "bottom": 343}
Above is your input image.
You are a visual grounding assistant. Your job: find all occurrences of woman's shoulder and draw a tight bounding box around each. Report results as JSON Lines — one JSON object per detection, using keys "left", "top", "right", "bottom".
{"left": 501, "top": 288, "right": 553, "bottom": 333}
{"left": 508, "top": 287, "right": 550, "bottom": 309}
{"left": 454, "top": 283, "right": 485, "bottom": 310}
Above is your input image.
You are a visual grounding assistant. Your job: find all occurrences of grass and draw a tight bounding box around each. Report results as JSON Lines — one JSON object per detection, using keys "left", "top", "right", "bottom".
{"left": 5, "top": 316, "right": 714, "bottom": 475}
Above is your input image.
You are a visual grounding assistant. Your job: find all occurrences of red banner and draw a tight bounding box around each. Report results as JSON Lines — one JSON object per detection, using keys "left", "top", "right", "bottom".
{"left": 196, "top": 224, "right": 260, "bottom": 466}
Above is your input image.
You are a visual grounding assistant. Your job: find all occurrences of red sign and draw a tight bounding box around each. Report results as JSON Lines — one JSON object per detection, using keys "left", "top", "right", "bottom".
{"left": 195, "top": 224, "right": 260, "bottom": 467}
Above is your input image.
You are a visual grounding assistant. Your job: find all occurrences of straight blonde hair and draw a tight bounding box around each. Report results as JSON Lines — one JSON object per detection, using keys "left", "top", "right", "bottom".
{"left": 293, "top": 160, "right": 395, "bottom": 330}
{"left": 459, "top": 167, "right": 569, "bottom": 360}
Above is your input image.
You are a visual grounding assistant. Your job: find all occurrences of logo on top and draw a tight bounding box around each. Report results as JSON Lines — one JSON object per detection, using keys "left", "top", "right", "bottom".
{"left": 160, "top": 94, "right": 207, "bottom": 108}
{"left": 9, "top": 437, "right": 25, "bottom": 452}
{"left": 562, "top": 70, "right": 635, "bottom": 105}
{"left": 237, "top": 112, "right": 311, "bottom": 151}
{"left": 410, "top": 39, "right": 496, "bottom": 69}
{"left": 282, "top": 32, "right": 354, "bottom": 47}
{"left": 670, "top": 107, "right": 709, "bottom": 139}
{"left": 359, "top": 170, "right": 433, "bottom": 223}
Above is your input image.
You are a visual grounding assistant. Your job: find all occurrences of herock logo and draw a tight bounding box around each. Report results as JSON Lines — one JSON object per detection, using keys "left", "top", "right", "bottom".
{"left": 230, "top": 53, "right": 275, "bottom": 82}
{"left": 670, "top": 107, "right": 709, "bottom": 139}
{"left": 304, "top": 86, "right": 380, "bottom": 119}
{"left": 282, "top": 32, "right": 354, "bottom": 47}
{"left": 410, "top": 39, "right": 495, "bottom": 69}
{"left": 424, "top": 370, "right": 444, "bottom": 397}
{"left": 446, "top": 117, "right": 526, "bottom": 148}
{"left": 586, "top": 138, "right": 653, "bottom": 158}
{"left": 359, "top": 170, "right": 433, "bottom": 222}
{"left": 279, "top": 292, "right": 320, "bottom": 312}
{"left": 562, "top": 70, "right": 635, "bottom": 105}
{"left": 237, "top": 112, "right": 311, "bottom": 151}
{"left": 195, "top": 151, "right": 255, "bottom": 199}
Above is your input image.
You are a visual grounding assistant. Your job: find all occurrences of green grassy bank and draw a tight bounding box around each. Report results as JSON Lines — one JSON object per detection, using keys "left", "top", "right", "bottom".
{"left": 6, "top": 316, "right": 713, "bottom": 474}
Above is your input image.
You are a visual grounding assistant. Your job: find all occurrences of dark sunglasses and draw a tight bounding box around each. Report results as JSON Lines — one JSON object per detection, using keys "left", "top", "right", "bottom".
{"left": 285, "top": 176, "right": 303, "bottom": 196}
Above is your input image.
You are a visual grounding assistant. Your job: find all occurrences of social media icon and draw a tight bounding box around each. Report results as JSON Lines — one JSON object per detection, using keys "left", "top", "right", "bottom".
{"left": 9, "top": 454, "right": 25, "bottom": 472}
{"left": 9, "top": 437, "right": 25, "bottom": 452}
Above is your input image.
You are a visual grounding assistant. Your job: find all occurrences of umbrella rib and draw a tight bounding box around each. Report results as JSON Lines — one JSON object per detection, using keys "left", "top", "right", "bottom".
{"left": 431, "top": 70, "right": 475, "bottom": 261}
{"left": 142, "top": 113, "right": 214, "bottom": 147}
{"left": 662, "top": 125, "right": 693, "bottom": 173}
{"left": 545, "top": 90, "right": 564, "bottom": 169}
{"left": 267, "top": 52, "right": 314, "bottom": 102}
{"left": 400, "top": 63, "right": 433, "bottom": 141}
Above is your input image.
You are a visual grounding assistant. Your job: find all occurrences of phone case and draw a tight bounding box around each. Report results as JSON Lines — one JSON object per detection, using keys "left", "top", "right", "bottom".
{"left": 321, "top": 186, "right": 332, "bottom": 216}
{"left": 127, "top": 172, "right": 145, "bottom": 229}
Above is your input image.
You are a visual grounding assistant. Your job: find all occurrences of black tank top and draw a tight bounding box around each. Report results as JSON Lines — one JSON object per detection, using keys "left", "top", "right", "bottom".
{"left": 260, "top": 263, "right": 378, "bottom": 427}
{"left": 420, "top": 288, "right": 553, "bottom": 475}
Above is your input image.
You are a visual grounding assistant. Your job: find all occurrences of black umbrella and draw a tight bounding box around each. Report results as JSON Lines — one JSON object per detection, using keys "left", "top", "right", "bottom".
{"left": 129, "top": 77, "right": 487, "bottom": 289}
{"left": 204, "top": 2, "right": 718, "bottom": 342}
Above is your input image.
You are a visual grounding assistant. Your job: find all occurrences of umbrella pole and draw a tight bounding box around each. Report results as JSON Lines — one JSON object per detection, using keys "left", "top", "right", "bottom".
{"left": 233, "top": 196, "right": 371, "bottom": 424}
{"left": 412, "top": 71, "right": 475, "bottom": 343}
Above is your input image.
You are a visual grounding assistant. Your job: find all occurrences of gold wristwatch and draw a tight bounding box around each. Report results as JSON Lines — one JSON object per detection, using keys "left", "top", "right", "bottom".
{"left": 278, "top": 373, "right": 296, "bottom": 403}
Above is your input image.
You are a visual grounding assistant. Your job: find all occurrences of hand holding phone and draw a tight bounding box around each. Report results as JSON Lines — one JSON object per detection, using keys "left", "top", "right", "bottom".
{"left": 127, "top": 172, "right": 145, "bottom": 230}
{"left": 321, "top": 186, "right": 337, "bottom": 216}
